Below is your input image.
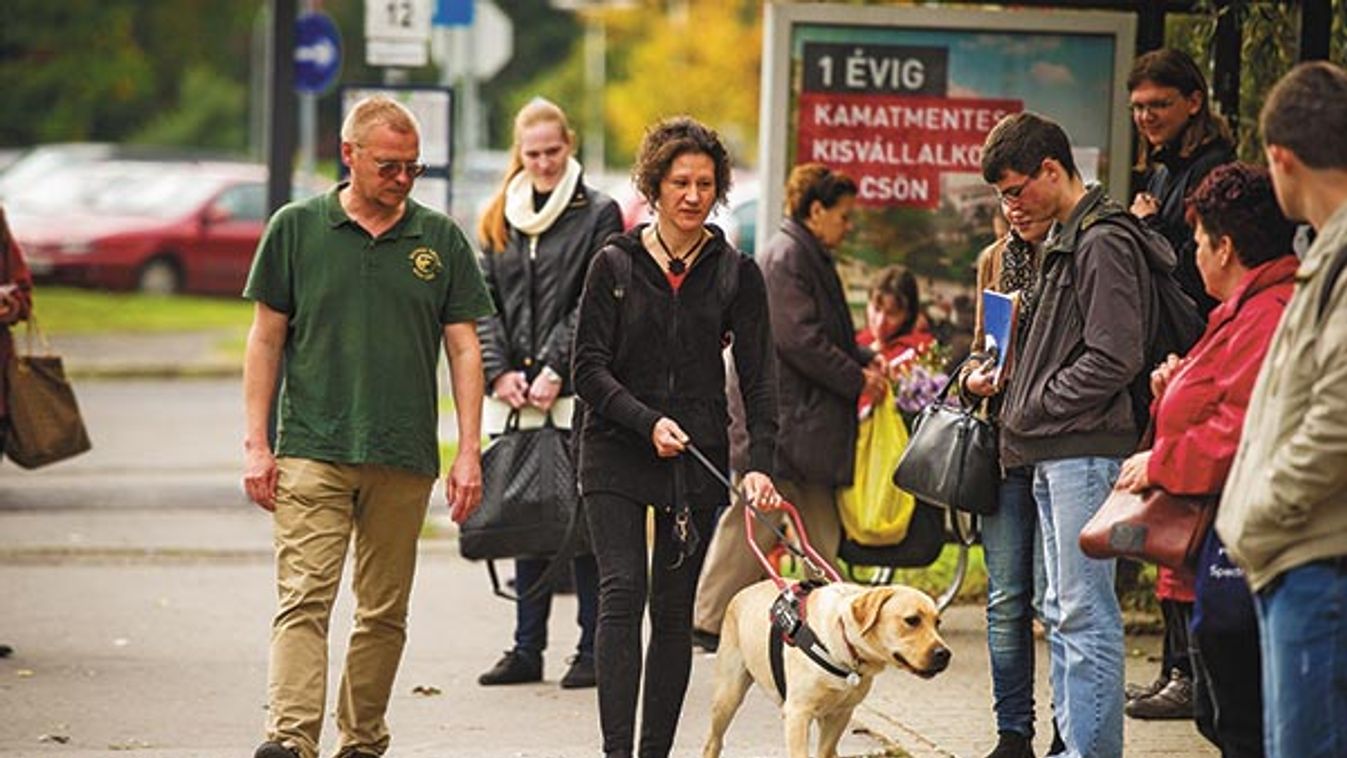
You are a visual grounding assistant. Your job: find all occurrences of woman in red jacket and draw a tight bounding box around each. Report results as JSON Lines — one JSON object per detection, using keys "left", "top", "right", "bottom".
{"left": 1115, "top": 163, "right": 1297, "bottom": 757}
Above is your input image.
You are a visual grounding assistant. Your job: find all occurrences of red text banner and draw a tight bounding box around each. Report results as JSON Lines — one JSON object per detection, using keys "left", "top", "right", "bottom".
{"left": 797, "top": 92, "right": 1023, "bottom": 209}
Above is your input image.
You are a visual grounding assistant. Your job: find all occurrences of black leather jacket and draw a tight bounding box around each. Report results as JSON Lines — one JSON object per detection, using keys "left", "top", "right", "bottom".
{"left": 476, "top": 181, "right": 622, "bottom": 395}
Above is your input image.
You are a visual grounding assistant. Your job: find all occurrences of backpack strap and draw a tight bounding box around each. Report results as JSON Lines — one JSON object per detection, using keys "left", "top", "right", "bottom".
{"left": 1318, "top": 242, "right": 1347, "bottom": 322}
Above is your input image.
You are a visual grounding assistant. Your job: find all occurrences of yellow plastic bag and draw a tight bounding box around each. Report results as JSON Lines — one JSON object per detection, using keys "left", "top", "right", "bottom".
{"left": 837, "top": 388, "right": 918, "bottom": 546}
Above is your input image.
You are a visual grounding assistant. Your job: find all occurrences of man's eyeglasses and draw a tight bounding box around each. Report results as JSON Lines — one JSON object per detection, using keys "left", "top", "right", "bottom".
{"left": 372, "top": 158, "right": 428, "bottom": 179}
{"left": 1129, "top": 98, "right": 1177, "bottom": 116}
{"left": 995, "top": 167, "right": 1042, "bottom": 206}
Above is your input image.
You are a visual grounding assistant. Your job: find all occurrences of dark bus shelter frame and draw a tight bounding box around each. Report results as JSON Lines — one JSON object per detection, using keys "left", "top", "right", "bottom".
{"left": 952, "top": 0, "right": 1332, "bottom": 145}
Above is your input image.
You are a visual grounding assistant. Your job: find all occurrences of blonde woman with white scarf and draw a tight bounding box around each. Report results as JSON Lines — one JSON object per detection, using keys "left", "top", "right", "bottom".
{"left": 474, "top": 97, "right": 622, "bottom": 689}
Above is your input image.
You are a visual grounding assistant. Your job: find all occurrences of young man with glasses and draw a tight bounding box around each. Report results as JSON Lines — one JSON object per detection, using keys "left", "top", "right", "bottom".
{"left": 978, "top": 112, "right": 1160, "bottom": 758}
{"left": 241, "top": 95, "right": 494, "bottom": 758}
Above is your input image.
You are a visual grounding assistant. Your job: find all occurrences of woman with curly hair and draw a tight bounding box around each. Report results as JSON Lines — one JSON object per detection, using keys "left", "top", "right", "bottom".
{"left": 571, "top": 116, "right": 781, "bottom": 758}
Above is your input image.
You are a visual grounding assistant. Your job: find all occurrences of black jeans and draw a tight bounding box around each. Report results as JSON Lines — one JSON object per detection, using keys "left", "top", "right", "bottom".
{"left": 584, "top": 491, "right": 717, "bottom": 758}
{"left": 1192, "top": 629, "right": 1265, "bottom": 757}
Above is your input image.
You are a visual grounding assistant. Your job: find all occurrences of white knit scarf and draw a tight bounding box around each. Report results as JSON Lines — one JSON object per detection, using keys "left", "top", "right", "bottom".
{"left": 504, "top": 156, "right": 583, "bottom": 237}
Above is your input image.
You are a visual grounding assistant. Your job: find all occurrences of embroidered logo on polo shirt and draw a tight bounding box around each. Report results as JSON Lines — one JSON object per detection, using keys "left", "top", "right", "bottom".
{"left": 409, "top": 247, "right": 443, "bottom": 281}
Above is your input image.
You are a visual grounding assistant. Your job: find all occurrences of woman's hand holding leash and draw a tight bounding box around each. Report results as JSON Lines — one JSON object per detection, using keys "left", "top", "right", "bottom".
{"left": 741, "top": 471, "right": 781, "bottom": 510}
{"left": 652, "top": 417, "right": 688, "bottom": 457}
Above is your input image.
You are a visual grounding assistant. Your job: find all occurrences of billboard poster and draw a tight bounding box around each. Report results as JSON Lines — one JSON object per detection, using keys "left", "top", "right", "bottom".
{"left": 760, "top": 4, "right": 1136, "bottom": 304}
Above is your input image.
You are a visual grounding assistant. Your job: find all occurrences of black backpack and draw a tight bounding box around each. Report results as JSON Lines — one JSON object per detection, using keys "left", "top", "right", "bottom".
{"left": 1080, "top": 204, "right": 1206, "bottom": 430}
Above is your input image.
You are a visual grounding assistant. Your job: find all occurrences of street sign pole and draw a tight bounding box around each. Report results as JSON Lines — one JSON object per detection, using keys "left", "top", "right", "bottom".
{"left": 267, "top": 0, "right": 298, "bottom": 216}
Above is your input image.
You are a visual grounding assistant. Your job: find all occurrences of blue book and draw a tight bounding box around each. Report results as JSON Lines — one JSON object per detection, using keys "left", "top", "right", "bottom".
{"left": 981, "top": 289, "right": 1019, "bottom": 384}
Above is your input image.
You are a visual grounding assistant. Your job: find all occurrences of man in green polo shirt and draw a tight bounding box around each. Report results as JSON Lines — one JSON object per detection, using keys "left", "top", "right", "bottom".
{"left": 241, "top": 95, "right": 494, "bottom": 758}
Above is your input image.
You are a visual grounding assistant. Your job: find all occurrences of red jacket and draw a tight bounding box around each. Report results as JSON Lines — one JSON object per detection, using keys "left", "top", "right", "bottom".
{"left": 1148, "top": 254, "right": 1296, "bottom": 599}
{"left": 855, "top": 327, "right": 935, "bottom": 366}
{"left": 1, "top": 205, "right": 35, "bottom": 420}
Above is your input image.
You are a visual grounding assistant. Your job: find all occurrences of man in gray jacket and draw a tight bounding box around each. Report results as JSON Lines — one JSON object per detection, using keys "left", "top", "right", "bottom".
{"left": 978, "top": 113, "right": 1153, "bottom": 758}
{"left": 1217, "top": 61, "right": 1347, "bottom": 758}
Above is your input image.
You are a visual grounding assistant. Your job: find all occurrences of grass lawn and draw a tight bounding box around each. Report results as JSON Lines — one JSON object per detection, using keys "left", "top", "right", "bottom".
{"left": 34, "top": 286, "right": 253, "bottom": 335}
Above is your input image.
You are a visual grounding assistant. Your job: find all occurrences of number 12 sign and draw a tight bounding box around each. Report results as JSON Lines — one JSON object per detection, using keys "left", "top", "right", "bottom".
{"left": 366, "top": 0, "right": 432, "bottom": 42}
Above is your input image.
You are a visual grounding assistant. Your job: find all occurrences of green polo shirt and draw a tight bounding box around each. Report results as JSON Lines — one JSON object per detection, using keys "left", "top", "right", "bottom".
{"left": 243, "top": 185, "right": 494, "bottom": 477}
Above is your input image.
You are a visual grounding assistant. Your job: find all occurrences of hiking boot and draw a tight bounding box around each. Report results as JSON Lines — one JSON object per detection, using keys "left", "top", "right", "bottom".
{"left": 559, "top": 654, "right": 597, "bottom": 689}
{"left": 983, "top": 730, "right": 1034, "bottom": 758}
{"left": 477, "top": 649, "right": 542, "bottom": 686}
{"left": 253, "top": 742, "right": 299, "bottom": 758}
{"left": 1125, "top": 672, "right": 1167, "bottom": 701}
{"left": 1125, "top": 669, "right": 1194, "bottom": 720}
{"left": 691, "top": 628, "right": 720, "bottom": 653}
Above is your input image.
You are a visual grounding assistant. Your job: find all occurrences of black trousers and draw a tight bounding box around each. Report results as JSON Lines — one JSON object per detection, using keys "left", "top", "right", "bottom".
{"left": 584, "top": 491, "right": 717, "bottom": 758}
{"left": 1192, "top": 628, "right": 1265, "bottom": 757}
{"left": 1161, "top": 598, "right": 1194, "bottom": 677}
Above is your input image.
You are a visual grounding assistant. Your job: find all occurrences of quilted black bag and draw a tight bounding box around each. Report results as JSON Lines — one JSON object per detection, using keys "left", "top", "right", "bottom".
{"left": 459, "top": 413, "right": 582, "bottom": 560}
{"left": 892, "top": 369, "right": 999, "bottom": 516}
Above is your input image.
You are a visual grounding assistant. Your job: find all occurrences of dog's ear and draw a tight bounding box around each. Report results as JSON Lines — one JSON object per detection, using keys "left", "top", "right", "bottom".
{"left": 851, "top": 588, "right": 895, "bottom": 635}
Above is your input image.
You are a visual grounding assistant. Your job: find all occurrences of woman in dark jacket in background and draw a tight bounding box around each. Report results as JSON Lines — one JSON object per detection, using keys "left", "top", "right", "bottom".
{"left": 758, "top": 163, "right": 888, "bottom": 562}
{"left": 473, "top": 98, "right": 622, "bottom": 690}
{"left": 1124, "top": 48, "right": 1235, "bottom": 717}
{"left": 571, "top": 116, "right": 779, "bottom": 758}
{"left": 1128, "top": 48, "right": 1235, "bottom": 317}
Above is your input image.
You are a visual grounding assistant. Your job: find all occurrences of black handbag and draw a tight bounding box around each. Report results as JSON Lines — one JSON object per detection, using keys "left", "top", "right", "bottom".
{"left": 459, "top": 412, "right": 583, "bottom": 561}
{"left": 892, "top": 371, "right": 999, "bottom": 516}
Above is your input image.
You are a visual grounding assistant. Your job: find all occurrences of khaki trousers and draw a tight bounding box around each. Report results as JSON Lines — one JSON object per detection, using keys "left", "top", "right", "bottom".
{"left": 693, "top": 480, "right": 842, "bottom": 634}
{"left": 265, "top": 457, "right": 433, "bottom": 758}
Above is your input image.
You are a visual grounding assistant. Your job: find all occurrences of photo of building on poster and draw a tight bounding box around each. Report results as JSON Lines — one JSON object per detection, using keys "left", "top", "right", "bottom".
{"left": 761, "top": 5, "right": 1135, "bottom": 305}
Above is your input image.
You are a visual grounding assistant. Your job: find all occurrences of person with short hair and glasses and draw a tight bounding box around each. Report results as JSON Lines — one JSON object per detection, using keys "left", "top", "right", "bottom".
{"left": 241, "top": 95, "right": 494, "bottom": 758}
{"left": 977, "top": 111, "right": 1161, "bottom": 758}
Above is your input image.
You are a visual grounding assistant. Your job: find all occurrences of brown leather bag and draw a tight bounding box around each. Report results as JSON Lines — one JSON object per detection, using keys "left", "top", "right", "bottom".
{"left": 1079, "top": 487, "right": 1216, "bottom": 571}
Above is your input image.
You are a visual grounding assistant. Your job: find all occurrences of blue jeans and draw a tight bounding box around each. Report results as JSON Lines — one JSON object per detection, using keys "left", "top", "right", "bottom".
{"left": 1255, "top": 559, "right": 1347, "bottom": 758}
{"left": 981, "top": 465, "right": 1045, "bottom": 737}
{"left": 1034, "top": 457, "right": 1124, "bottom": 758}
{"left": 514, "top": 554, "right": 598, "bottom": 659}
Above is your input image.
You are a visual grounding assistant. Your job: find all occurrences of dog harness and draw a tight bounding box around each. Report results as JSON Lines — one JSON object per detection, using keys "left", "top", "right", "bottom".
{"left": 768, "top": 581, "right": 862, "bottom": 700}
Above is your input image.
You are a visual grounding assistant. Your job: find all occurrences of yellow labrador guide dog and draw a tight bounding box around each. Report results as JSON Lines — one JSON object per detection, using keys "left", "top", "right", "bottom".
{"left": 702, "top": 578, "right": 950, "bottom": 758}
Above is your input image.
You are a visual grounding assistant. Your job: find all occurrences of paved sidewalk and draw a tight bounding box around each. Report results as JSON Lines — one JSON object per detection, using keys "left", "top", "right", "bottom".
{"left": 1, "top": 503, "right": 1219, "bottom": 758}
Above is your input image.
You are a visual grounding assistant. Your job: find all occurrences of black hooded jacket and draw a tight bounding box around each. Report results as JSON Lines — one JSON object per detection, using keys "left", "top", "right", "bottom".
{"left": 571, "top": 225, "right": 777, "bottom": 508}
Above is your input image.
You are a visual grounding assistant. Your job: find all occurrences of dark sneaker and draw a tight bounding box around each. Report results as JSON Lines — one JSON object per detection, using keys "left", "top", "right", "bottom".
{"left": 0, "top": 644, "right": 12, "bottom": 658}
{"left": 1125, "top": 669, "right": 1194, "bottom": 720}
{"left": 691, "top": 628, "right": 720, "bottom": 653}
{"left": 983, "top": 730, "right": 1034, "bottom": 758}
{"left": 477, "top": 649, "right": 542, "bottom": 686}
{"left": 1125, "top": 672, "right": 1167, "bottom": 701}
{"left": 335, "top": 749, "right": 379, "bottom": 758}
{"left": 253, "top": 742, "right": 299, "bottom": 758}
{"left": 559, "top": 654, "right": 597, "bottom": 689}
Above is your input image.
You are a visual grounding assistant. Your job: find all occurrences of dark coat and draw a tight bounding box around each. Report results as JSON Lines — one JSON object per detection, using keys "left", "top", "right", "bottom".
{"left": 758, "top": 219, "right": 870, "bottom": 486}
{"left": 572, "top": 225, "right": 777, "bottom": 507}
{"left": 998, "top": 187, "right": 1152, "bottom": 468}
{"left": 1144, "top": 137, "right": 1235, "bottom": 316}
{"left": 477, "top": 182, "right": 622, "bottom": 393}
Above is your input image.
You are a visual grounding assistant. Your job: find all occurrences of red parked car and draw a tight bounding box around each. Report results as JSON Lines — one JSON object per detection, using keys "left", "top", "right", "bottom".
{"left": 13, "top": 160, "right": 321, "bottom": 295}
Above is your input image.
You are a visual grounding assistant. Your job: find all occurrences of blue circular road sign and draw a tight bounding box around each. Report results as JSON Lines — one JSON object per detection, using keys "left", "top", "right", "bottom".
{"left": 295, "top": 11, "right": 342, "bottom": 95}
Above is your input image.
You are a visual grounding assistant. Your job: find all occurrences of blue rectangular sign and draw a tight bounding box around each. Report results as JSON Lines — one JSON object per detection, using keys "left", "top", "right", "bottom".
{"left": 435, "top": 0, "right": 475, "bottom": 26}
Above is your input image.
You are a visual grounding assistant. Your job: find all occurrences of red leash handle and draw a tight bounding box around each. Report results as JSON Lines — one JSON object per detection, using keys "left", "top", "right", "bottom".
{"left": 743, "top": 496, "right": 843, "bottom": 587}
